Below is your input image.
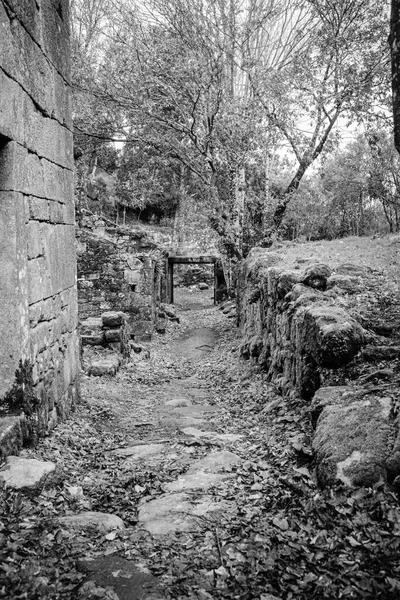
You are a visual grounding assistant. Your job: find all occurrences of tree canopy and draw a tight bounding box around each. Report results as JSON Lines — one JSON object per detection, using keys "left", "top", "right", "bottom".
{"left": 71, "top": 0, "right": 392, "bottom": 256}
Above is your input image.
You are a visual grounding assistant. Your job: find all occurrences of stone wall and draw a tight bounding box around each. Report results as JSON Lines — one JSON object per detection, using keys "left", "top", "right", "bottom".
{"left": 236, "top": 248, "right": 400, "bottom": 488}
{"left": 0, "top": 0, "right": 79, "bottom": 451}
{"left": 237, "top": 249, "right": 364, "bottom": 399}
{"left": 76, "top": 215, "right": 165, "bottom": 341}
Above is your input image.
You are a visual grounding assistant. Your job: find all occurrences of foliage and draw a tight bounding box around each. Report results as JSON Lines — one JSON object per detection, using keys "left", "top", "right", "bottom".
{"left": 281, "top": 129, "right": 400, "bottom": 240}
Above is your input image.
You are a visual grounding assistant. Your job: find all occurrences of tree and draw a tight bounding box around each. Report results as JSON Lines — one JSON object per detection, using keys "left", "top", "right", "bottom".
{"left": 250, "top": 0, "right": 390, "bottom": 232}
{"left": 390, "top": 0, "right": 400, "bottom": 153}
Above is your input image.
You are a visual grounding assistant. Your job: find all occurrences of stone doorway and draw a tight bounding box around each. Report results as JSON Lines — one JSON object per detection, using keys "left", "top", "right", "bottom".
{"left": 165, "top": 256, "right": 227, "bottom": 305}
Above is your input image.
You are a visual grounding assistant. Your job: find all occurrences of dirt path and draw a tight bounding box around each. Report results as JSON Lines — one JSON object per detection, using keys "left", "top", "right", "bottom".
{"left": 2, "top": 290, "right": 400, "bottom": 599}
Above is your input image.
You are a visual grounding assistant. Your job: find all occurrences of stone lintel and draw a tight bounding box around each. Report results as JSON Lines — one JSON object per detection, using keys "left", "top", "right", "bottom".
{"left": 169, "top": 255, "right": 217, "bottom": 264}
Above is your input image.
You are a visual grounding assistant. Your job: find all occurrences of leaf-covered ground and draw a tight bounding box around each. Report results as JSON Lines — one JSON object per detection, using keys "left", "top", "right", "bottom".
{"left": 1, "top": 284, "right": 400, "bottom": 599}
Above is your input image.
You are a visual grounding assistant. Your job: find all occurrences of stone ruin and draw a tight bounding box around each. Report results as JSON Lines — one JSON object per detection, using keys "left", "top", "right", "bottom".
{"left": 76, "top": 213, "right": 167, "bottom": 343}
{"left": 0, "top": 0, "right": 79, "bottom": 456}
{"left": 237, "top": 247, "right": 400, "bottom": 489}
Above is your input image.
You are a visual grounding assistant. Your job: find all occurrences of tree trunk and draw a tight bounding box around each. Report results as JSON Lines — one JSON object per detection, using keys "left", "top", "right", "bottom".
{"left": 273, "top": 160, "right": 310, "bottom": 230}
{"left": 232, "top": 166, "right": 245, "bottom": 257}
{"left": 390, "top": 0, "right": 400, "bottom": 154}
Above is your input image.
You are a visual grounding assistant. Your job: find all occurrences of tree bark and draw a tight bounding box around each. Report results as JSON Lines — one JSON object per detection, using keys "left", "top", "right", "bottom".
{"left": 390, "top": 0, "right": 400, "bottom": 154}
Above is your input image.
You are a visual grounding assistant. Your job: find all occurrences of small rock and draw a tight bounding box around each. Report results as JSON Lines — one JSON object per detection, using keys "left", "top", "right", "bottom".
{"left": 101, "top": 311, "right": 125, "bottom": 328}
{"left": 0, "top": 456, "right": 55, "bottom": 489}
{"left": 59, "top": 511, "right": 125, "bottom": 532}
{"left": 301, "top": 263, "right": 331, "bottom": 290}
{"left": 362, "top": 345, "right": 400, "bottom": 361}
{"left": 104, "top": 329, "right": 121, "bottom": 343}
{"left": 336, "top": 263, "right": 370, "bottom": 276}
{"left": 165, "top": 398, "right": 193, "bottom": 407}
{"left": 327, "top": 274, "right": 361, "bottom": 294}
{"left": 168, "top": 316, "right": 180, "bottom": 323}
{"left": 130, "top": 342, "right": 143, "bottom": 353}
{"left": 163, "top": 306, "right": 177, "bottom": 319}
{"left": 88, "top": 356, "right": 120, "bottom": 376}
{"left": 198, "top": 282, "right": 209, "bottom": 290}
{"left": 180, "top": 427, "right": 244, "bottom": 443}
{"left": 81, "top": 334, "right": 104, "bottom": 346}
{"left": 114, "top": 443, "right": 166, "bottom": 459}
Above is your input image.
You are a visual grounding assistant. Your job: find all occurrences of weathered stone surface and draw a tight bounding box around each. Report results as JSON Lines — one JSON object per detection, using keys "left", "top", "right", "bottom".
{"left": 88, "top": 357, "right": 120, "bottom": 377}
{"left": 82, "top": 334, "right": 104, "bottom": 346}
{"left": 165, "top": 398, "right": 192, "bottom": 407}
{"left": 237, "top": 253, "right": 364, "bottom": 398}
{"left": 165, "top": 471, "right": 232, "bottom": 492}
{"left": 301, "top": 263, "right": 332, "bottom": 290}
{"left": 362, "top": 345, "right": 400, "bottom": 361}
{"left": 77, "top": 555, "right": 158, "bottom": 600}
{"left": 312, "top": 388, "right": 394, "bottom": 487}
{"left": 102, "top": 311, "right": 125, "bottom": 328}
{"left": 59, "top": 512, "right": 125, "bottom": 532}
{"left": 0, "top": 0, "right": 79, "bottom": 451}
{"left": 304, "top": 305, "right": 364, "bottom": 369}
{"left": 180, "top": 427, "right": 244, "bottom": 443}
{"left": 187, "top": 451, "right": 241, "bottom": 473}
{"left": 77, "top": 221, "right": 164, "bottom": 341}
{"left": 105, "top": 329, "right": 121, "bottom": 343}
{"left": 138, "top": 492, "right": 232, "bottom": 534}
{"left": 130, "top": 343, "right": 143, "bottom": 354}
{"left": 0, "top": 456, "right": 55, "bottom": 489}
{"left": 114, "top": 444, "right": 166, "bottom": 459}
{"left": 335, "top": 263, "right": 370, "bottom": 276}
{"left": 327, "top": 274, "right": 362, "bottom": 294}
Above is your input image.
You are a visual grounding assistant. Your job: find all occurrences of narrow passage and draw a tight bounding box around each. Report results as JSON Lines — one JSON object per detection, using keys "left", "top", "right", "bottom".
{"left": 3, "top": 290, "right": 399, "bottom": 600}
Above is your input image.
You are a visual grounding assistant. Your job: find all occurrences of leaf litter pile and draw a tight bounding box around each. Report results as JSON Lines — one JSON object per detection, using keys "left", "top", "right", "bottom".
{"left": 1, "top": 289, "right": 400, "bottom": 599}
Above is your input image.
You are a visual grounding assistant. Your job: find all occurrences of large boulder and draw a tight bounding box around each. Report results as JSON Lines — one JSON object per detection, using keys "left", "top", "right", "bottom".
{"left": 312, "top": 387, "right": 396, "bottom": 487}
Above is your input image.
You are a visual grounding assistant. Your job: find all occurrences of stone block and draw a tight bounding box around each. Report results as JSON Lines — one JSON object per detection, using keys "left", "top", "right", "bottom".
{"left": 0, "top": 69, "right": 73, "bottom": 168}
{"left": 313, "top": 390, "right": 393, "bottom": 487}
{"left": 104, "top": 329, "right": 121, "bottom": 343}
{"left": 0, "top": 191, "right": 29, "bottom": 396}
{"left": 88, "top": 357, "right": 120, "bottom": 377}
{"left": 0, "top": 3, "right": 71, "bottom": 126}
{"left": 102, "top": 311, "right": 125, "bottom": 328}
{"left": 327, "top": 274, "right": 362, "bottom": 294}
{"left": 0, "top": 456, "right": 56, "bottom": 489}
{"left": 82, "top": 334, "right": 104, "bottom": 346}
{"left": 29, "top": 196, "right": 49, "bottom": 221}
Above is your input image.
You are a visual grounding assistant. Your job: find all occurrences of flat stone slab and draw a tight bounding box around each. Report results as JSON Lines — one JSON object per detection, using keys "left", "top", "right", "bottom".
{"left": 0, "top": 456, "right": 55, "bottom": 489}
{"left": 187, "top": 450, "right": 241, "bottom": 473}
{"left": 114, "top": 444, "right": 166, "bottom": 459}
{"left": 165, "top": 471, "right": 232, "bottom": 492}
{"left": 138, "top": 492, "right": 232, "bottom": 535}
{"left": 59, "top": 511, "right": 125, "bottom": 532}
{"left": 180, "top": 427, "right": 244, "bottom": 443}
{"left": 78, "top": 555, "right": 158, "bottom": 600}
{"left": 171, "top": 405, "right": 217, "bottom": 415}
{"left": 160, "top": 415, "right": 207, "bottom": 428}
{"left": 165, "top": 398, "right": 192, "bottom": 407}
